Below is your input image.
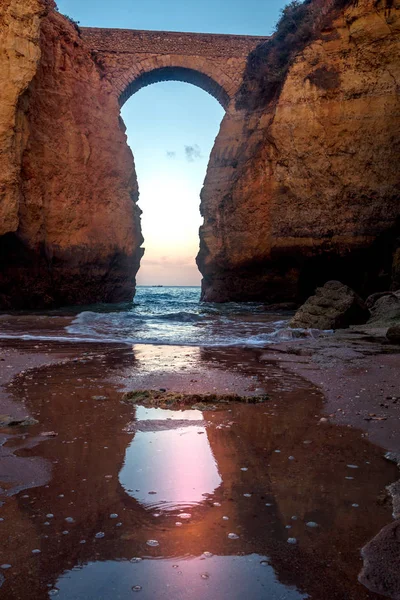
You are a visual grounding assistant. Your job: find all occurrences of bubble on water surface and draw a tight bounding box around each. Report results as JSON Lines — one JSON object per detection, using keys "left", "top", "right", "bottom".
{"left": 347, "top": 464, "right": 359, "bottom": 469}
{"left": 213, "top": 502, "right": 221, "bottom": 507}
{"left": 95, "top": 532, "right": 105, "bottom": 539}
{"left": 243, "top": 493, "right": 252, "bottom": 497}
{"left": 306, "top": 522, "right": 319, "bottom": 528}
{"left": 287, "top": 538, "right": 297, "bottom": 544}
{"left": 132, "top": 585, "right": 142, "bottom": 592}
{"left": 65, "top": 517, "right": 74, "bottom": 523}
{"left": 222, "top": 516, "right": 229, "bottom": 520}
{"left": 46, "top": 514, "right": 54, "bottom": 518}
{"left": 202, "top": 551, "right": 213, "bottom": 558}
{"left": 175, "top": 522, "right": 182, "bottom": 527}
{"left": 291, "top": 516, "right": 298, "bottom": 521}
{"left": 146, "top": 539, "right": 159, "bottom": 547}
{"left": 200, "top": 573, "right": 210, "bottom": 580}
{"left": 177, "top": 513, "right": 191, "bottom": 519}
{"left": 345, "top": 476, "right": 354, "bottom": 480}
{"left": 32, "top": 549, "right": 41, "bottom": 554}
{"left": 130, "top": 557, "right": 142, "bottom": 563}
{"left": 240, "top": 467, "right": 248, "bottom": 471}
{"left": 1, "top": 565, "right": 11, "bottom": 570}
{"left": 49, "top": 589, "right": 59, "bottom": 597}
{"left": 109, "top": 513, "right": 118, "bottom": 519}
{"left": 260, "top": 560, "right": 269, "bottom": 566}
{"left": 228, "top": 533, "right": 239, "bottom": 540}
{"left": 352, "top": 503, "right": 359, "bottom": 508}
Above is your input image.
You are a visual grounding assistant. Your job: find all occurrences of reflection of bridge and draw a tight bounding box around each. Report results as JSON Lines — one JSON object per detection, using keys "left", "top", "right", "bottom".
{"left": 80, "top": 28, "right": 269, "bottom": 109}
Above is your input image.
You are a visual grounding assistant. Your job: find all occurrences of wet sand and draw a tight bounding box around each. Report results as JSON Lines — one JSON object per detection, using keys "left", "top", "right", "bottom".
{"left": 0, "top": 337, "right": 399, "bottom": 599}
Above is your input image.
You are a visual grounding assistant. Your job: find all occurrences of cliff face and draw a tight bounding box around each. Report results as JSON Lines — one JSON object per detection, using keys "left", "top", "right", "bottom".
{"left": 198, "top": 0, "right": 400, "bottom": 302}
{"left": 0, "top": 3, "right": 143, "bottom": 308}
{"left": 0, "top": 0, "right": 44, "bottom": 237}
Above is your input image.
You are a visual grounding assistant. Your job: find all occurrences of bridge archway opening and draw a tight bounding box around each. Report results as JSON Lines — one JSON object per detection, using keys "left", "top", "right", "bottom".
{"left": 120, "top": 79, "right": 224, "bottom": 286}
{"left": 119, "top": 66, "right": 230, "bottom": 110}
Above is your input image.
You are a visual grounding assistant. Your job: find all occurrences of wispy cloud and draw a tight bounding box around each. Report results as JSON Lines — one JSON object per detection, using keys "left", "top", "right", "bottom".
{"left": 166, "top": 151, "right": 176, "bottom": 159}
{"left": 184, "top": 144, "right": 202, "bottom": 162}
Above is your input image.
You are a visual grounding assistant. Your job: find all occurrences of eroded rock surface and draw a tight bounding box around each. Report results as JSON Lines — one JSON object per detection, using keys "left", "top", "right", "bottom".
{"left": 359, "top": 520, "right": 400, "bottom": 600}
{"left": 0, "top": 1, "right": 143, "bottom": 308}
{"left": 198, "top": 0, "right": 400, "bottom": 302}
{"left": 289, "top": 281, "right": 370, "bottom": 330}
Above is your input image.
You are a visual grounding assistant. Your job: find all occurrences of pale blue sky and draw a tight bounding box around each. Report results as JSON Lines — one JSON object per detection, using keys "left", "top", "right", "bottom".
{"left": 56, "top": 0, "right": 288, "bottom": 285}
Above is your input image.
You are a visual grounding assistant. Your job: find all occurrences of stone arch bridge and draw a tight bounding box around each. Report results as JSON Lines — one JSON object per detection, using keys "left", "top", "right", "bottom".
{"left": 80, "top": 28, "right": 268, "bottom": 109}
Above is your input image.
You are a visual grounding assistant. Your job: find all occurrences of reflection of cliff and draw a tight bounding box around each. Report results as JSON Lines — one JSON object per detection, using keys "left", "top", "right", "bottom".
{"left": 198, "top": 0, "right": 400, "bottom": 302}
{"left": 0, "top": 348, "right": 397, "bottom": 599}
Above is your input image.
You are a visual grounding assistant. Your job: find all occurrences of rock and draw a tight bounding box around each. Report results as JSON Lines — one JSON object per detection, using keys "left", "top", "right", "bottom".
{"left": 387, "top": 325, "right": 400, "bottom": 343}
{"left": 359, "top": 520, "right": 400, "bottom": 599}
{"left": 0, "top": 4, "right": 143, "bottom": 308}
{"left": 392, "top": 248, "right": 400, "bottom": 291}
{"left": 197, "top": 0, "right": 400, "bottom": 303}
{"left": 365, "top": 292, "right": 396, "bottom": 309}
{"left": 289, "top": 281, "right": 369, "bottom": 330}
{"left": 0, "top": 415, "right": 39, "bottom": 427}
{"left": 368, "top": 292, "right": 400, "bottom": 327}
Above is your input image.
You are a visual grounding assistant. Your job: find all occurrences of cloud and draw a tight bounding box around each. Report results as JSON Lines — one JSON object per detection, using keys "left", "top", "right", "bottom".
{"left": 184, "top": 144, "right": 202, "bottom": 162}
{"left": 166, "top": 151, "right": 176, "bottom": 159}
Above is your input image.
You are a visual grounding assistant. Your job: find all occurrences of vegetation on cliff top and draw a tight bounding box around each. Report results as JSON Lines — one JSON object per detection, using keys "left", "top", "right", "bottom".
{"left": 236, "top": 0, "right": 355, "bottom": 110}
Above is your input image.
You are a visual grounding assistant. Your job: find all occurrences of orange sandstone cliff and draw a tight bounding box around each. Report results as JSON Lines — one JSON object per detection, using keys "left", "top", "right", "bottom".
{"left": 197, "top": 0, "right": 400, "bottom": 302}
{"left": 0, "top": 0, "right": 143, "bottom": 308}
{"left": 0, "top": 0, "right": 399, "bottom": 308}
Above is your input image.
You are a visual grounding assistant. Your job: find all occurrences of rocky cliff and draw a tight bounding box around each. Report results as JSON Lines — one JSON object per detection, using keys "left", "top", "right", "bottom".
{"left": 198, "top": 0, "right": 400, "bottom": 302}
{"left": 0, "top": 1, "right": 143, "bottom": 308}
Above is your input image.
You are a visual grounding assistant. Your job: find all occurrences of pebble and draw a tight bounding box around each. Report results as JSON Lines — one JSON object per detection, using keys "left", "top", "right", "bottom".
{"left": 345, "top": 476, "right": 354, "bottom": 480}
{"left": 288, "top": 456, "right": 295, "bottom": 460}
{"left": 146, "top": 540, "right": 159, "bottom": 547}
{"left": 130, "top": 557, "right": 142, "bottom": 563}
{"left": 287, "top": 538, "right": 297, "bottom": 544}
{"left": 352, "top": 503, "right": 359, "bottom": 508}
{"left": 243, "top": 493, "right": 252, "bottom": 498}
{"left": 62, "top": 531, "right": 69, "bottom": 535}
{"left": 291, "top": 516, "right": 298, "bottom": 521}
{"left": 175, "top": 522, "right": 182, "bottom": 527}
{"left": 65, "top": 517, "right": 74, "bottom": 523}
{"left": 32, "top": 549, "right": 41, "bottom": 554}
{"left": 1, "top": 565, "right": 11, "bottom": 570}
{"left": 222, "top": 516, "right": 229, "bottom": 520}
{"left": 240, "top": 467, "right": 248, "bottom": 471}
{"left": 306, "top": 522, "right": 319, "bottom": 528}
{"left": 202, "top": 551, "right": 213, "bottom": 558}
{"left": 260, "top": 560, "right": 269, "bottom": 566}
{"left": 49, "top": 589, "right": 59, "bottom": 597}
{"left": 109, "top": 514, "right": 118, "bottom": 519}
{"left": 228, "top": 533, "right": 239, "bottom": 540}
{"left": 46, "top": 514, "right": 54, "bottom": 518}
{"left": 213, "top": 502, "right": 221, "bottom": 507}
{"left": 95, "top": 532, "right": 105, "bottom": 539}
{"left": 347, "top": 464, "right": 359, "bottom": 469}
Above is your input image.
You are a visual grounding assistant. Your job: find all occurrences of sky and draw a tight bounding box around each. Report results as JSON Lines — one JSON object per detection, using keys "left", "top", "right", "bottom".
{"left": 56, "top": 0, "right": 288, "bottom": 286}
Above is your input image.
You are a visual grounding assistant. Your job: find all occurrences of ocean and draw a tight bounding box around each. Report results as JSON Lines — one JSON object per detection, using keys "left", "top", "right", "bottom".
{"left": 0, "top": 286, "right": 298, "bottom": 347}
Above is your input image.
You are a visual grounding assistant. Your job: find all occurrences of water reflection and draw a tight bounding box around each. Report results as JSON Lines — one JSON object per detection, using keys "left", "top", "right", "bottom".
{"left": 55, "top": 555, "right": 308, "bottom": 600}
{"left": 0, "top": 343, "right": 397, "bottom": 600}
{"left": 120, "top": 408, "right": 222, "bottom": 510}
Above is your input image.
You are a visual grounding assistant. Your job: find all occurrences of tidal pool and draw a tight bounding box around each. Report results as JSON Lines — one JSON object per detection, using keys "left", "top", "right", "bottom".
{"left": 0, "top": 343, "right": 397, "bottom": 599}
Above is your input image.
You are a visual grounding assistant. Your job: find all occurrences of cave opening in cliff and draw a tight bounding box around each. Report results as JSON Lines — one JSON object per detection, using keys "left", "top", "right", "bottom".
{"left": 120, "top": 77, "right": 225, "bottom": 287}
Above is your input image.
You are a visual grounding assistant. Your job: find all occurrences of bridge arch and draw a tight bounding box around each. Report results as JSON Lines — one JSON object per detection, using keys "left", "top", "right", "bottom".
{"left": 119, "top": 66, "right": 230, "bottom": 109}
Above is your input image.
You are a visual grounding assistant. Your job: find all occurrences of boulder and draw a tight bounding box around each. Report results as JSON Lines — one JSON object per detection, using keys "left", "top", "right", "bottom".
{"left": 359, "top": 520, "right": 400, "bottom": 600}
{"left": 387, "top": 325, "right": 400, "bottom": 344}
{"left": 290, "top": 281, "right": 370, "bottom": 330}
{"left": 368, "top": 291, "right": 400, "bottom": 327}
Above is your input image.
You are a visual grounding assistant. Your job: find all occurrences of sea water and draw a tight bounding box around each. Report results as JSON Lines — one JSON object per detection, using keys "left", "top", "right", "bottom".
{"left": 0, "top": 286, "right": 299, "bottom": 347}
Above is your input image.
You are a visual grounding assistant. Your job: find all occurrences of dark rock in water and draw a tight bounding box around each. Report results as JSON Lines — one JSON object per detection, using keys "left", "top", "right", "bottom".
{"left": 122, "top": 389, "right": 269, "bottom": 409}
{"left": 359, "top": 520, "right": 400, "bottom": 599}
{"left": 290, "top": 281, "right": 370, "bottom": 330}
{"left": 367, "top": 291, "right": 400, "bottom": 327}
{"left": 0, "top": 415, "right": 38, "bottom": 427}
{"left": 387, "top": 325, "right": 400, "bottom": 344}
